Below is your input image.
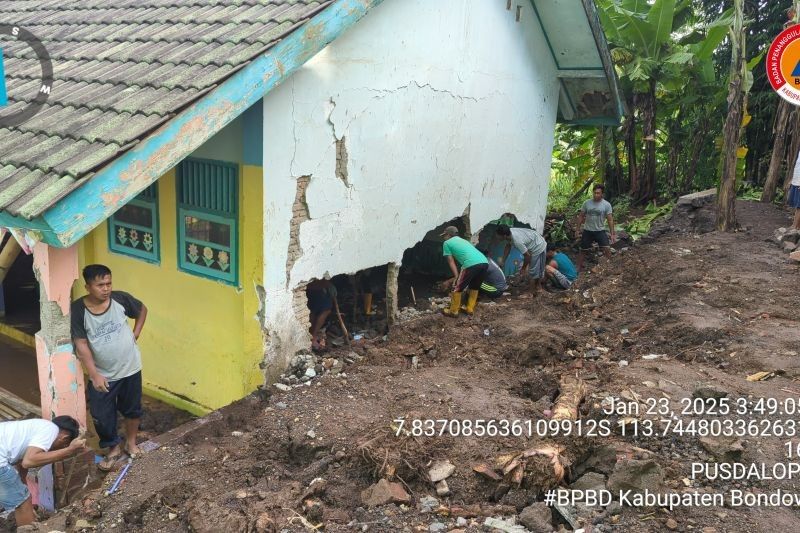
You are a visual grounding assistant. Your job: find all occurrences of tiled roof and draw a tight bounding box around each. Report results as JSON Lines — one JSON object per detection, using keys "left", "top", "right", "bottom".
{"left": 0, "top": 0, "right": 329, "bottom": 219}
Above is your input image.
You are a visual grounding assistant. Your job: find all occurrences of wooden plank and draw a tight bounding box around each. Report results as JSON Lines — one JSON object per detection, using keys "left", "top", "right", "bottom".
{"left": 0, "top": 385, "right": 41, "bottom": 420}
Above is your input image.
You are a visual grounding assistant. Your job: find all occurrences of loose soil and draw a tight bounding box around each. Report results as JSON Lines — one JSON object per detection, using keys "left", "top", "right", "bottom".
{"left": 27, "top": 200, "right": 800, "bottom": 533}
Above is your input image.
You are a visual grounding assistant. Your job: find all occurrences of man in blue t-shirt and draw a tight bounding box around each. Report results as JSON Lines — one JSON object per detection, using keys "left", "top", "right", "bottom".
{"left": 545, "top": 246, "right": 578, "bottom": 290}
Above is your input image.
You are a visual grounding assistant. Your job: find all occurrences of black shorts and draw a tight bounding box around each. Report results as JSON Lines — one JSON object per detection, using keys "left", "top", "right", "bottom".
{"left": 307, "top": 288, "right": 333, "bottom": 314}
{"left": 581, "top": 230, "right": 610, "bottom": 250}
{"left": 455, "top": 263, "right": 488, "bottom": 292}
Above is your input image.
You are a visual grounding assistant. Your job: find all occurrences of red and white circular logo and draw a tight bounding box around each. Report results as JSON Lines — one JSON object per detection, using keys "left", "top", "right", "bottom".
{"left": 768, "top": 24, "right": 800, "bottom": 105}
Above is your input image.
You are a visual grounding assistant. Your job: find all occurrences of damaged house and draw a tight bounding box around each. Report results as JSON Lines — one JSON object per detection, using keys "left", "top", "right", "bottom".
{"left": 0, "top": 0, "right": 622, "bottom": 440}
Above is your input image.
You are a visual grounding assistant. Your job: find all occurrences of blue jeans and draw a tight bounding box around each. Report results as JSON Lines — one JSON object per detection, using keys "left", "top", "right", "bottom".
{"left": 88, "top": 371, "right": 143, "bottom": 449}
{"left": 0, "top": 464, "right": 29, "bottom": 512}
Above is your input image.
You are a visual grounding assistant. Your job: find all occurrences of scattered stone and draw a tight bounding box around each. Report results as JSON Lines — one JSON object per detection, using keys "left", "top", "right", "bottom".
{"left": 418, "top": 495, "right": 440, "bottom": 513}
{"left": 790, "top": 250, "right": 800, "bottom": 263}
{"left": 666, "top": 518, "right": 678, "bottom": 530}
{"left": 429, "top": 459, "right": 456, "bottom": 483}
{"left": 274, "top": 383, "right": 291, "bottom": 392}
{"left": 606, "top": 501, "right": 622, "bottom": 515}
{"left": 434, "top": 480, "right": 450, "bottom": 496}
{"left": 699, "top": 436, "right": 744, "bottom": 461}
{"left": 482, "top": 516, "right": 527, "bottom": 533}
{"left": 254, "top": 512, "right": 275, "bottom": 533}
{"left": 168, "top": 513, "right": 177, "bottom": 520}
{"left": 519, "top": 502, "right": 553, "bottom": 533}
{"left": 304, "top": 367, "right": 317, "bottom": 379}
{"left": 618, "top": 360, "right": 629, "bottom": 367}
{"left": 330, "top": 359, "right": 344, "bottom": 375}
{"left": 702, "top": 528, "right": 718, "bottom": 533}
{"left": 429, "top": 522, "right": 446, "bottom": 532}
{"left": 360, "top": 479, "right": 411, "bottom": 507}
{"left": 607, "top": 459, "right": 665, "bottom": 494}
{"left": 235, "top": 490, "right": 248, "bottom": 499}
{"left": 692, "top": 386, "right": 728, "bottom": 401}
{"left": 456, "top": 517, "right": 468, "bottom": 527}
{"left": 231, "top": 431, "right": 244, "bottom": 437}
{"left": 276, "top": 402, "right": 288, "bottom": 409}
{"left": 784, "top": 241, "right": 798, "bottom": 253}
{"left": 473, "top": 463, "right": 502, "bottom": 481}
{"left": 74, "top": 519, "right": 94, "bottom": 530}
{"left": 306, "top": 429, "right": 316, "bottom": 439}
{"left": 570, "top": 472, "right": 607, "bottom": 493}
{"left": 573, "top": 444, "right": 618, "bottom": 477}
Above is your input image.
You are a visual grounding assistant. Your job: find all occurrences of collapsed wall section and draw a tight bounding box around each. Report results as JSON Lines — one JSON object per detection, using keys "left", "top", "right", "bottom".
{"left": 261, "top": 0, "right": 559, "bottom": 373}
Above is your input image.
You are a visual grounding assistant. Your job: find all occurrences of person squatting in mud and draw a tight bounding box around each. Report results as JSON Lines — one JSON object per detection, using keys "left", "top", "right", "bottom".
{"left": 496, "top": 225, "right": 548, "bottom": 297}
{"left": 72, "top": 264, "right": 148, "bottom": 471}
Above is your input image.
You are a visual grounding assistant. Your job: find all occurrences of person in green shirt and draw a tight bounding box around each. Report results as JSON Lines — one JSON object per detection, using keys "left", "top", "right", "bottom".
{"left": 440, "top": 226, "right": 488, "bottom": 317}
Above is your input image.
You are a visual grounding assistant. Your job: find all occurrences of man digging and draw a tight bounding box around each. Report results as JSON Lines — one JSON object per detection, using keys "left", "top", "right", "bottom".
{"left": 496, "top": 225, "right": 547, "bottom": 297}
{"left": 71, "top": 264, "right": 148, "bottom": 471}
{"left": 440, "top": 226, "right": 488, "bottom": 317}
{"left": 0, "top": 416, "right": 86, "bottom": 526}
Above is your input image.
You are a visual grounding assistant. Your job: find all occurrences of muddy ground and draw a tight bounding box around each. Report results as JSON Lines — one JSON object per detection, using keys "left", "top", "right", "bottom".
{"left": 22, "top": 199, "right": 800, "bottom": 532}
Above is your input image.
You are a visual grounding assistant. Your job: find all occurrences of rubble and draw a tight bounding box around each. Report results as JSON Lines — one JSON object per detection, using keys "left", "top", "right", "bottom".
{"left": 429, "top": 459, "right": 456, "bottom": 483}
{"left": 607, "top": 459, "right": 665, "bottom": 494}
{"left": 699, "top": 436, "right": 744, "bottom": 461}
{"left": 482, "top": 516, "right": 528, "bottom": 532}
{"left": 518, "top": 503, "right": 553, "bottom": 533}
{"left": 360, "top": 479, "right": 411, "bottom": 507}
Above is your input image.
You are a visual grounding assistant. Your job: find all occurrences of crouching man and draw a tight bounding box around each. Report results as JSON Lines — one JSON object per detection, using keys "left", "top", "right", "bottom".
{"left": 0, "top": 416, "right": 86, "bottom": 526}
{"left": 545, "top": 245, "right": 578, "bottom": 290}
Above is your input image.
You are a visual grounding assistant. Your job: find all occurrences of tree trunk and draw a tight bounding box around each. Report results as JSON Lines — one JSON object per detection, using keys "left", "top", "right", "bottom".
{"left": 624, "top": 98, "right": 639, "bottom": 197}
{"left": 784, "top": 108, "right": 800, "bottom": 194}
{"left": 761, "top": 98, "right": 792, "bottom": 202}
{"left": 717, "top": 0, "right": 745, "bottom": 232}
{"left": 637, "top": 79, "right": 658, "bottom": 202}
{"left": 681, "top": 116, "right": 709, "bottom": 194}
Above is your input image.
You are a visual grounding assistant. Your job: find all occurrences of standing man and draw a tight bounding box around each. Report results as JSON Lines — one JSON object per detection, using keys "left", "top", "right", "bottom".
{"left": 441, "top": 226, "right": 488, "bottom": 317}
{"left": 789, "top": 149, "right": 800, "bottom": 230}
{"left": 0, "top": 416, "right": 85, "bottom": 526}
{"left": 71, "top": 264, "right": 147, "bottom": 471}
{"left": 496, "top": 225, "right": 547, "bottom": 296}
{"left": 577, "top": 184, "right": 615, "bottom": 272}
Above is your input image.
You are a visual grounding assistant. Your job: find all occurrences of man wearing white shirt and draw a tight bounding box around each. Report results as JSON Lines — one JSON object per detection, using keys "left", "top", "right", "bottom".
{"left": 0, "top": 417, "right": 85, "bottom": 526}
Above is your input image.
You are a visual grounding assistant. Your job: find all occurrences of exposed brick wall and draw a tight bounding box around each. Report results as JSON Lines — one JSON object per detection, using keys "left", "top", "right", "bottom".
{"left": 53, "top": 449, "right": 95, "bottom": 507}
{"left": 292, "top": 282, "right": 311, "bottom": 331}
{"left": 286, "top": 175, "right": 311, "bottom": 286}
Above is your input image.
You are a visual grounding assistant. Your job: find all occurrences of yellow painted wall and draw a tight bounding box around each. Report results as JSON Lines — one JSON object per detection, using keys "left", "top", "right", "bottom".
{"left": 74, "top": 164, "right": 264, "bottom": 415}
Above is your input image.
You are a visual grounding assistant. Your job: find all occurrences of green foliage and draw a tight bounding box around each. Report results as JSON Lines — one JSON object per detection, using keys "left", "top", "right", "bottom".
{"left": 611, "top": 196, "right": 633, "bottom": 221}
{"left": 546, "top": 219, "right": 571, "bottom": 245}
{"left": 624, "top": 202, "right": 675, "bottom": 240}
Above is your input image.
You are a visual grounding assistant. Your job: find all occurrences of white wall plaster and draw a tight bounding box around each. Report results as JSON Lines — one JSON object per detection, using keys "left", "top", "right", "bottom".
{"left": 262, "top": 0, "right": 559, "bottom": 367}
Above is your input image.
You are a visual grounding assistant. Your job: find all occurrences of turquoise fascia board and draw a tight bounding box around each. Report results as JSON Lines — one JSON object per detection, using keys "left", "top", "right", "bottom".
{"left": 40, "top": 0, "right": 384, "bottom": 248}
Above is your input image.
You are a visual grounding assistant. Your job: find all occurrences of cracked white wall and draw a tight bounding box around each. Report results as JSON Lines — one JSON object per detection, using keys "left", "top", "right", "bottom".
{"left": 261, "top": 0, "right": 559, "bottom": 370}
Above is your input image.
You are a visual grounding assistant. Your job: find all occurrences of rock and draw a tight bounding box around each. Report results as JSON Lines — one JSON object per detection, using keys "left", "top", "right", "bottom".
{"left": 429, "top": 522, "right": 446, "bottom": 533}
{"left": 677, "top": 188, "right": 716, "bottom": 207}
{"left": 276, "top": 402, "right": 288, "bottom": 409}
{"left": 606, "top": 501, "right": 622, "bottom": 515}
{"left": 231, "top": 431, "right": 244, "bottom": 437}
{"left": 74, "top": 520, "right": 93, "bottom": 530}
{"left": 429, "top": 459, "right": 456, "bottom": 483}
{"left": 360, "top": 479, "right": 411, "bottom": 507}
{"left": 666, "top": 518, "right": 678, "bottom": 530}
{"left": 702, "top": 528, "right": 718, "bottom": 533}
{"left": 304, "top": 367, "right": 317, "bottom": 379}
{"left": 780, "top": 228, "right": 800, "bottom": 244}
{"left": 790, "top": 250, "right": 800, "bottom": 263}
{"left": 692, "top": 386, "right": 728, "bottom": 401}
{"left": 456, "top": 517, "right": 468, "bottom": 527}
{"left": 699, "top": 436, "right": 744, "bottom": 461}
{"left": 235, "top": 490, "right": 248, "bottom": 499}
{"left": 519, "top": 502, "right": 553, "bottom": 533}
{"left": 573, "top": 444, "right": 618, "bottom": 477}
{"left": 168, "top": 512, "right": 177, "bottom": 520}
{"left": 482, "top": 516, "right": 528, "bottom": 532}
{"left": 254, "top": 511, "right": 275, "bottom": 533}
{"left": 607, "top": 459, "right": 665, "bottom": 494}
{"left": 274, "top": 383, "right": 291, "bottom": 392}
{"left": 418, "top": 495, "right": 440, "bottom": 513}
{"left": 330, "top": 359, "right": 344, "bottom": 376}
{"left": 434, "top": 480, "right": 450, "bottom": 496}
{"left": 570, "top": 472, "right": 607, "bottom": 492}
{"left": 306, "top": 429, "right": 316, "bottom": 439}
{"left": 473, "top": 463, "right": 502, "bottom": 481}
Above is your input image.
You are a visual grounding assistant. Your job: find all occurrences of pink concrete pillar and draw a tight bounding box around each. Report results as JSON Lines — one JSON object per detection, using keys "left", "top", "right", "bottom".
{"left": 32, "top": 243, "right": 86, "bottom": 427}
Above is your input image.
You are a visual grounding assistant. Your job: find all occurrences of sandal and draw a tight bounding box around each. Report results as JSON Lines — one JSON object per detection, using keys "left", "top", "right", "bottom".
{"left": 97, "top": 452, "right": 123, "bottom": 472}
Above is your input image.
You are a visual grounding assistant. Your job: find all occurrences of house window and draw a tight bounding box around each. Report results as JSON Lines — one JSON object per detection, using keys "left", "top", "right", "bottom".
{"left": 108, "top": 184, "right": 159, "bottom": 263}
{"left": 176, "top": 158, "right": 238, "bottom": 285}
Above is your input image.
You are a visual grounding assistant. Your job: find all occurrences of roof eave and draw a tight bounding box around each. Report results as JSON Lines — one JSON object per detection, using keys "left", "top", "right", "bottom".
{"left": 579, "top": 0, "right": 627, "bottom": 122}
{"left": 24, "top": 0, "right": 384, "bottom": 248}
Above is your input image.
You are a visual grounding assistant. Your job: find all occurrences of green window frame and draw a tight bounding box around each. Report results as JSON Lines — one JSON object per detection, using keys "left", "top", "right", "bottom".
{"left": 176, "top": 158, "right": 238, "bottom": 285}
{"left": 108, "top": 184, "right": 160, "bottom": 263}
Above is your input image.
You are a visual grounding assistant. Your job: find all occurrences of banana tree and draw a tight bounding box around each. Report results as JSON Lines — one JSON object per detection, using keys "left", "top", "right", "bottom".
{"left": 598, "top": 0, "right": 728, "bottom": 201}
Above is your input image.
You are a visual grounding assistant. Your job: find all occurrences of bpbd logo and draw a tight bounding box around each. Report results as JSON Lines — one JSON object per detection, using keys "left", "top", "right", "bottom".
{"left": 0, "top": 25, "right": 52, "bottom": 126}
